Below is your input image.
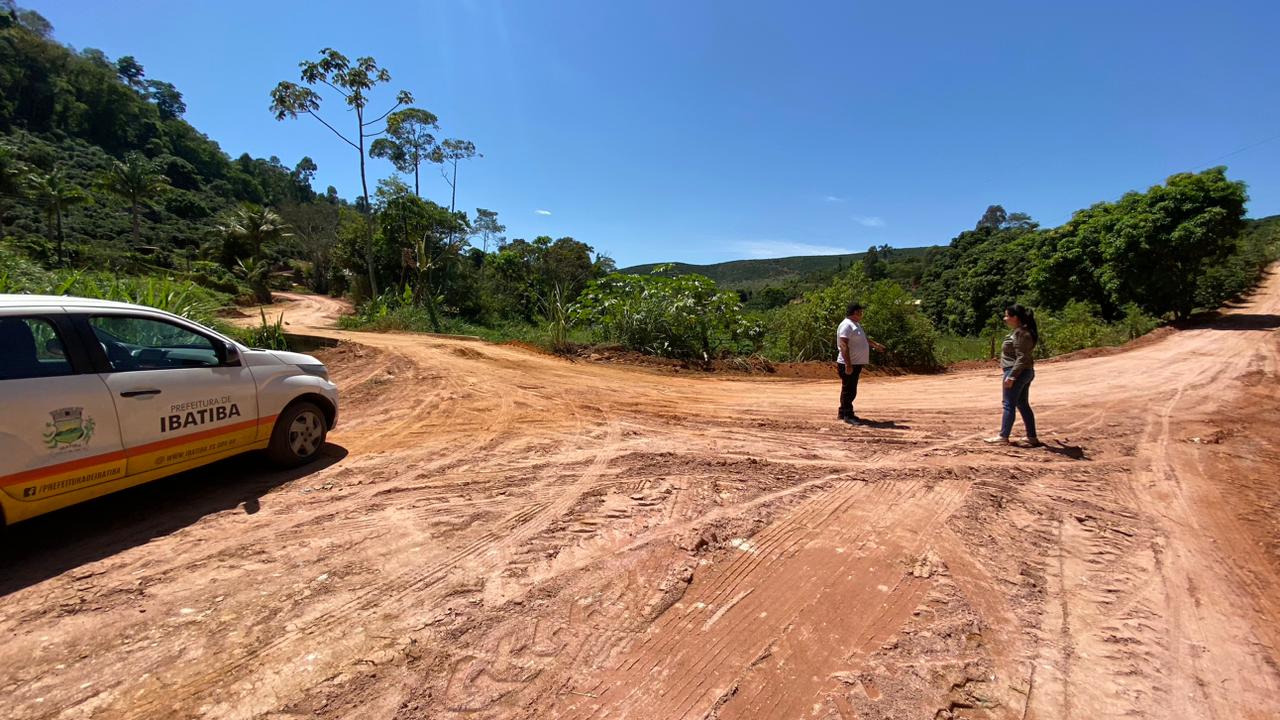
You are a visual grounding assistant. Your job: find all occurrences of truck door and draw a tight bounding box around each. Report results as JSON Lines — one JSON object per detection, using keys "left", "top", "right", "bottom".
{"left": 86, "top": 313, "right": 260, "bottom": 476}
{"left": 0, "top": 312, "right": 127, "bottom": 508}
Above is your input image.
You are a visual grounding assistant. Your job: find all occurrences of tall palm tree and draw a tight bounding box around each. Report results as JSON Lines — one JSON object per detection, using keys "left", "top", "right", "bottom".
{"left": 98, "top": 153, "right": 168, "bottom": 245}
{"left": 221, "top": 205, "right": 292, "bottom": 303}
{"left": 234, "top": 257, "right": 274, "bottom": 304}
{"left": 26, "top": 167, "right": 89, "bottom": 267}
{"left": 220, "top": 204, "right": 292, "bottom": 261}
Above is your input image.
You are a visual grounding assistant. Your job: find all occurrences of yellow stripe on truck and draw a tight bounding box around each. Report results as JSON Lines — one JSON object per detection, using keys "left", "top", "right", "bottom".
{"left": 1, "top": 415, "right": 278, "bottom": 502}
{"left": 1, "top": 454, "right": 127, "bottom": 502}
{"left": 125, "top": 417, "right": 268, "bottom": 475}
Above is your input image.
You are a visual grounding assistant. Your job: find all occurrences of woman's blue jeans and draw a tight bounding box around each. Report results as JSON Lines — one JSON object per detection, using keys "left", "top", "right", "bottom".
{"left": 1000, "top": 368, "right": 1036, "bottom": 439}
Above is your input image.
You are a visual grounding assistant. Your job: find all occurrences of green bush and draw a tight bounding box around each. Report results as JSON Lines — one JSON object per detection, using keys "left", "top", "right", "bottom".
{"left": 341, "top": 286, "right": 415, "bottom": 328}
{"left": 772, "top": 274, "right": 858, "bottom": 362}
{"left": 543, "top": 284, "right": 572, "bottom": 353}
{"left": 572, "top": 268, "right": 761, "bottom": 359}
{"left": 235, "top": 308, "right": 289, "bottom": 350}
{"left": 0, "top": 243, "right": 52, "bottom": 289}
{"left": 186, "top": 260, "right": 244, "bottom": 295}
{"left": 1034, "top": 301, "right": 1159, "bottom": 356}
{"left": 1036, "top": 301, "right": 1111, "bottom": 356}
{"left": 339, "top": 293, "right": 429, "bottom": 332}
{"left": 861, "top": 281, "right": 939, "bottom": 367}
{"left": 772, "top": 265, "right": 939, "bottom": 367}
{"left": 162, "top": 190, "right": 213, "bottom": 220}
{"left": 1118, "top": 303, "right": 1160, "bottom": 340}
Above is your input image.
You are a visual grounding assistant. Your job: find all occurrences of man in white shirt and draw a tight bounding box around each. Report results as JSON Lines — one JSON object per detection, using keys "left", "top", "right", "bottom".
{"left": 836, "top": 302, "right": 886, "bottom": 424}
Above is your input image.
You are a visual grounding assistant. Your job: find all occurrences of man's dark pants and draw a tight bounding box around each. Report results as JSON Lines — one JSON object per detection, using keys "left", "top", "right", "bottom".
{"left": 836, "top": 362, "right": 863, "bottom": 418}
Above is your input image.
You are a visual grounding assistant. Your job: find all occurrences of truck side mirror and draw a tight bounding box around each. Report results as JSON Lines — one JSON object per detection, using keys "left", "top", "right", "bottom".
{"left": 221, "top": 341, "right": 241, "bottom": 367}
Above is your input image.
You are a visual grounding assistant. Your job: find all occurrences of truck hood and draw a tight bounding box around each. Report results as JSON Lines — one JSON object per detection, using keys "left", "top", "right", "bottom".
{"left": 266, "top": 349, "right": 323, "bottom": 366}
{"left": 241, "top": 348, "right": 323, "bottom": 367}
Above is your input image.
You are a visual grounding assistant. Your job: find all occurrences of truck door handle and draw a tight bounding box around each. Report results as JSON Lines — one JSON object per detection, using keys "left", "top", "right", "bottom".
{"left": 119, "top": 389, "right": 162, "bottom": 398}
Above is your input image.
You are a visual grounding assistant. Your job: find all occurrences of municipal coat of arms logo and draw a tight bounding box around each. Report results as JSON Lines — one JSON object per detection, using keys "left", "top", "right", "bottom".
{"left": 44, "top": 407, "right": 95, "bottom": 450}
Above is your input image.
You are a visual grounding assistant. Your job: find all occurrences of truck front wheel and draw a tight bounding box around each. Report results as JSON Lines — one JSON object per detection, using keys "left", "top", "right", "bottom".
{"left": 267, "top": 401, "right": 328, "bottom": 467}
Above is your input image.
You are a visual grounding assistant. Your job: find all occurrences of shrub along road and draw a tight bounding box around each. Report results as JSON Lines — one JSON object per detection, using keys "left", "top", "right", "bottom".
{"left": 3, "top": 275, "right": 1279, "bottom": 719}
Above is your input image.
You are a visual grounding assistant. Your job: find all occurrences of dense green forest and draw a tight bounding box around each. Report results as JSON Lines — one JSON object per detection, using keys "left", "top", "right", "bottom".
{"left": 624, "top": 245, "right": 934, "bottom": 293}
{"left": 1, "top": 2, "right": 1277, "bottom": 368}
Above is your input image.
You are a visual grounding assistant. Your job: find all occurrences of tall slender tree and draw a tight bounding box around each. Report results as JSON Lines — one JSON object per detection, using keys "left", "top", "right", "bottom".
{"left": 974, "top": 204, "right": 1008, "bottom": 230}
{"left": 292, "top": 156, "right": 318, "bottom": 186}
{"left": 25, "top": 167, "right": 88, "bottom": 266}
{"left": 369, "top": 108, "right": 438, "bottom": 197}
{"left": 270, "top": 49, "right": 413, "bottom": 298}
{"left": 115, "top": 54, "right": 146, "bottom": 89}
{"left": 144, "top": 79, "right": 186, "bottom": 119}
{"left": 97, "top": 153, "right": 168, "bottom": 245}
{"left": 431, "top": 138, "right": 480, "bottom": 212}
{"left": 473, "top": 208, "right": 505, "bottom": 253}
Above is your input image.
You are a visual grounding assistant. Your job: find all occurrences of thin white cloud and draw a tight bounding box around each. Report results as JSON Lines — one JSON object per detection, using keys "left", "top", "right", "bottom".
{"left": 733, "top": 240, "right": 854, "bottom": 259}
{"left": 823, "top": 195, "right": 847, "bottom": 203}
{"left": 534, "top": 209, "right": 552, "bottom": 216}
{"left": 852, "top": 215, "right": 885, "bottom": 228}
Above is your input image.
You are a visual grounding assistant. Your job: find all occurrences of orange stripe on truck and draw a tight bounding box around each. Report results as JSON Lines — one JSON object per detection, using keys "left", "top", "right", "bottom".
{"left": 127, "top": 415, "right": 276, "bottom": 457}
{"left": 0, "top": 449, "right": 129, "bottom": 488}
{"left": 0, "top": 415, "right": 278, "bottom": 488}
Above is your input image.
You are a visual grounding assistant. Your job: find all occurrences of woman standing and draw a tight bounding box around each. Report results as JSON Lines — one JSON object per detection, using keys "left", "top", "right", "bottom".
{"left": 986, "top": 304, "right": 1041, "bottom": 447}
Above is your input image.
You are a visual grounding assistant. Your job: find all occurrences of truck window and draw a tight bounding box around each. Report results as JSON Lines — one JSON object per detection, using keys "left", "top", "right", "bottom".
{"left": 89, "top": 316, "right": 220, "bottom": 372}
{"left": 0, "top": 317, "right": 75, "bottom": 380}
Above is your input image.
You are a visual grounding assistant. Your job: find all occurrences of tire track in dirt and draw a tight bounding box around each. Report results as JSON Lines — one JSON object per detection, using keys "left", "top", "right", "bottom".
{"left": 416, "top": 471, "right": 869, "bottom": 720}
{"left": 1019, "top": 276, "right": 1280, "bottom": 719}
{"left": 552, "top": 478, "right": 969, "bottom": 720}
{"left": 107, "top": 499, "right": 553, "bottom": 720}
{"left": 108, "top": 405, "right": 625, "bottom": 719}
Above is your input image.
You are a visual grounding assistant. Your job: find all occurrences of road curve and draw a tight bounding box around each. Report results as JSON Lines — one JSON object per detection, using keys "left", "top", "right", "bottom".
{"left": 3, "top": 271, "right": 1279, "bottom": 720}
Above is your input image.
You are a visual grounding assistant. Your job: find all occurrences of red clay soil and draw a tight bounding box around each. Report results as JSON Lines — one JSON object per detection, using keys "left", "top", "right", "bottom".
{"left": 3, "top": 274, "right": 1280, "bottom": 720}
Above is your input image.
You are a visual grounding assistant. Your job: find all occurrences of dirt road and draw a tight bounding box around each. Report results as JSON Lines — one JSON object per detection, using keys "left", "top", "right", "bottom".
{"left": 3, "top": 272, "right": 1279, "bottom": 720}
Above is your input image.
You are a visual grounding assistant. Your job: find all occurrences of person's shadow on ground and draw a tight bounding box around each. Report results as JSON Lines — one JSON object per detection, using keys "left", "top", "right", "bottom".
{"left": 1039, "top": 440, "right": 1087, "bottom": 460}
{"left": 855, "top": 418, "right": 911, "bottom": 430}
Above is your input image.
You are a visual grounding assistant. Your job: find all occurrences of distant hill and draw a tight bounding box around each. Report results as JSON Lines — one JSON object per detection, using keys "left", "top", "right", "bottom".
{"left": 622, "top": 246, "right": 939, "bottom": 290}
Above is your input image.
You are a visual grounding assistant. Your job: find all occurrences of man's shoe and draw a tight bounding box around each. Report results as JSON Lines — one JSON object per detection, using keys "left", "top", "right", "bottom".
{"left": 983, "top": 436, "right": 1010, "bottom": 444}
{"left": 845, "top": 415, "right": 863, "bottom": 425}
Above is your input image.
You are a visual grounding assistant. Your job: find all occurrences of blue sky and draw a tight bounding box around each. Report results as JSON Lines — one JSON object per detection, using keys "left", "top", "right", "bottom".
{"left": 32, "top": 0, "right": 1280, "bottom": 268}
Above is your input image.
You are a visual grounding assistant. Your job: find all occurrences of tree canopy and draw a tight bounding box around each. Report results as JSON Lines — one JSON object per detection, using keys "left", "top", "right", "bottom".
{"left": 1036, "top": 167, "right": 1247, "bottom": 318}
{"left": 369, "top": 108, "right": 439, "bottom": 197}
{"left": 923, "top": 168, "right": 1251, "bottom": 332}
{"left": 0, "top": 0, "right": 1274, "bottom": 366}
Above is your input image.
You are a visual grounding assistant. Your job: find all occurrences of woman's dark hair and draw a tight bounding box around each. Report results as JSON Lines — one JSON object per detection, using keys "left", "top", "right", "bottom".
{"left": 846, "top": 302, "right": 864, "bottom": 316}
{"left": 1005, "top": 304, "right": 1039, "bottom": 344}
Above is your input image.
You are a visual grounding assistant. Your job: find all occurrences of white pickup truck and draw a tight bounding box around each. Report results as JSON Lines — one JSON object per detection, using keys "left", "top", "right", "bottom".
{"left": 0, "top": 295, "right": 339, "bottom": 525}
